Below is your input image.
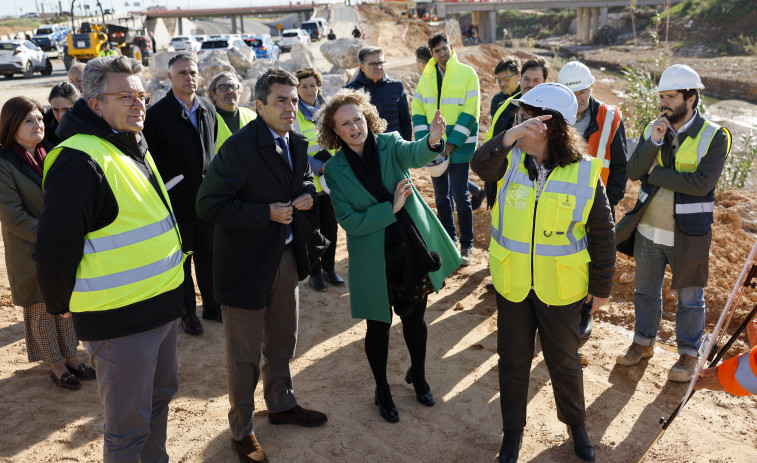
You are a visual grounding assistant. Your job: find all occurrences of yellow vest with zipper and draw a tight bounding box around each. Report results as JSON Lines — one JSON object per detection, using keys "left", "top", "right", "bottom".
{"left": 44, "top": 134, "right": 185, "bottom": 313}
{"left": 215, "top": 106, "right": 256, "bottom": 153}
{"left": 489, "top": 148, "right": 602, "bottom": 305}
{"left": 294, "top": 107, "right": 333, "bottom": 193}
{"left": 484, "top": 92, "right": 519, "bottom": 142}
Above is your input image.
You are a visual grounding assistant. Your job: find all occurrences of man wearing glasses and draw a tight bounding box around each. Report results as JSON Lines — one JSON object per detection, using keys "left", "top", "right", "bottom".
{"left": 345, "top": 46, "right": 412, "bottom": 142}
{"left": 490, "top": 56, "right": 521, "bottom": 118}
{"left": 143, "top": 52, "right": 221, "bottom": 333}
{"left": 35, "top": 55, "right": 185, "bottom": 462}
{"left": 208, "top": 71, "right": 256, "bottom": 153}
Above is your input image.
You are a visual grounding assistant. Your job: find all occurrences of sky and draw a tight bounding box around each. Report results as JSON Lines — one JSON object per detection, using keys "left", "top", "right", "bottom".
{"left": 1, "top": 0, "right": 346, "bottom": 17}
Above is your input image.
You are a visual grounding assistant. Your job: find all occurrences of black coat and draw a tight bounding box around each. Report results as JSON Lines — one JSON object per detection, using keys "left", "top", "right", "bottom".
{"left": 345, "top": 70, "right": 413, "bottom": 141}
{"left": 196, "top": 116, "right": 322, "bottom": 310}
{"left": 143, "top": 90, "right": 218, "bottom": 226}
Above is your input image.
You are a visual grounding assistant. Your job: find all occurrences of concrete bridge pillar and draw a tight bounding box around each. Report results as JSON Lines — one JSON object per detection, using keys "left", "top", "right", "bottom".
{"left": 600, "top": 6, "right": 608, "bottom": 28}
{"left": 590, "top": 7, "right": 599, "bottom": 41}
{"left": 231, "top": 15, "right": 237, "bottom": 34}
{"left": 582, "top": 7, "right": 591, "bottom": 43}
{"left": 486, "top": 10, "right": 496, "bottom": 43}
{"left": 178, "top": 19, "right": 183, "bottom": 35}
{"left": 576, "top": 7, "right": 584, "bottom": 43}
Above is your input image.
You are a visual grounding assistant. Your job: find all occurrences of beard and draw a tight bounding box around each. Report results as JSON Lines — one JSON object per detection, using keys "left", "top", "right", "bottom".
{"left": 661, "top": 100, "right": 689, "bottom": 124}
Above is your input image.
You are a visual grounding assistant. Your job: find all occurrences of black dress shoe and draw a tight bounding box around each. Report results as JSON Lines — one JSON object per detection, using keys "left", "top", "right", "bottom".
{"left": 268, "top": 405, "right": 328, "bottom": 427}
{"left": 404, "top": 367, "right": 435, "bottom": 406}
{"left": 201, "top": 309, "right": 223, "bottom": 322}
{"left": 67, "top": 363, "right": 96, "bottom": 380}
{"left": 579, "top": 311, "right": 593, "bottom": 339}
{"left": 499, "top": 430, "right": 523, "bottom": 463}
{"left": 50, "top": 370, "right": 81, "bottom": 390}
{"left": 323, "top": 269, "right": 345, "bottom": 286}
{"left": 374, "top": 389, "right": 399, "bottom": 423}
{"left": 567, "top": 424, "right": 595, "bottom": 463}
{"left": 182, "top": 314, "right": 204, "bottom": 335}
{"left": 308, "top": 274, "right": 328, "bottom": 292}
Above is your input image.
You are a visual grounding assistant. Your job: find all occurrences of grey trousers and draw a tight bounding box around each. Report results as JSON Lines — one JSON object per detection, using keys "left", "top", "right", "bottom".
{"left": 496, "top": 290, "right": 585, "bottom": 431}
{"left": 83, "top": 320, "right": 179, "bottom": 463}
{"left": 224, "top": 247, "right": 299, "bottom": 440}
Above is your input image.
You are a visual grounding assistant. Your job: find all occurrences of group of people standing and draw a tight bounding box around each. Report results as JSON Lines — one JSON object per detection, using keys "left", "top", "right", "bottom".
{"left": 0, "top": 26, "right": 744, "bottom": 463}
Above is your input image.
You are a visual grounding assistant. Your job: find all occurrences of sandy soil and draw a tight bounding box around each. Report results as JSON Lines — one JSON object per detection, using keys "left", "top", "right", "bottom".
{"left": 1, "top": 10, "right": 757, "bottom": 463}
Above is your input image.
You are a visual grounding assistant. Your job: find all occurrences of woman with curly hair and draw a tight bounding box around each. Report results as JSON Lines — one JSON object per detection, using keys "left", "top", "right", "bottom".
{"left": 471, "top": 83, "right": 615, "bottom": 463}
{"left": 319, "top": 89, "right": 461, "bottom": 423}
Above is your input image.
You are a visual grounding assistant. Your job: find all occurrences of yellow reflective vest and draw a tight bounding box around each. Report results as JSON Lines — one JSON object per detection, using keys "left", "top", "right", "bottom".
{"left": 412, "top": 51, "right": 480, "bottom": 164}
{"left": 294, "top": 107, "right": 333, "bottom": 193}
{"left": 484, "top": 92, "right": 520, "bottom": 142}
{"left": 216, "top": 106, "right": 256, "bottom": 153}
{"left": 44, "top": 134, "right": 185, "bottom": 313}
{"left": 489, "top": 148, "right": 602, "bottom": 305}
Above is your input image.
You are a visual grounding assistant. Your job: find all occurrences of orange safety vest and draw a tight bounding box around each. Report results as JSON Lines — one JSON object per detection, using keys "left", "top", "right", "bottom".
{"left": 586, "top": 102, "right": 621, "bottom": 187}
{"left": 717, "top": 346, "right": 757, "bottom": 396}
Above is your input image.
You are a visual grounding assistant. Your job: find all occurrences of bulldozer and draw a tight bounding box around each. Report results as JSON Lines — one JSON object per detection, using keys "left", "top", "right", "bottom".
{"left": 62, "top": 1, "right": 149, "bottom": 69}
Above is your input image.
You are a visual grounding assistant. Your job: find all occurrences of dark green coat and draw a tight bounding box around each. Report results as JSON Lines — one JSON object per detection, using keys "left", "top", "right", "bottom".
{"left": 324, "top": 132, "right": 461, "bottom": 323}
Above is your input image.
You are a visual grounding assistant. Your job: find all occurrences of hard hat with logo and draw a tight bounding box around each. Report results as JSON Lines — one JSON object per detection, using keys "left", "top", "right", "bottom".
{"left": 513, "top": 82, "right": 579, "bottom": 126}
{"left": 557, "top": 61, "right": 595, "bottom": 92}
{"left": 425, "top": 154, "right": 449, "bottom": 177}
{"left": 656, "top": 64, "right": 705, "bottom": 92}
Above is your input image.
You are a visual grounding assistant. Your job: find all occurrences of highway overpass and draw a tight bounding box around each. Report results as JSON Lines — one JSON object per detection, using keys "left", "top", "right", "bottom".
{"left": 144, "top": 4, "right": 317, "bottom": 34}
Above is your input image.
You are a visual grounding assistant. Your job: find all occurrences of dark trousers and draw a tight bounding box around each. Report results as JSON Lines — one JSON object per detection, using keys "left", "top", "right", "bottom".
{"left": 365, "top": 296, "right": 429, "bottom": 394}
{"left": 179, "top": 219, "right": 220, "bottom": 315}
{"left": 310, "top": 194, "right": 338, "bottom": 275}
{"left": 496, "top": 290, "right": 585, "bottom": 431}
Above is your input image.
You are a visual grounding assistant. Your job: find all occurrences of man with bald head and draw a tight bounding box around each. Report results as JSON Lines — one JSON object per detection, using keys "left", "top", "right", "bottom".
{"left": 67, "top": 62, "right": 86, "bottom": 92}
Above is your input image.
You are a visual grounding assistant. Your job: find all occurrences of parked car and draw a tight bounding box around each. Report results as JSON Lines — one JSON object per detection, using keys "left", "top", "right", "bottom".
{"left": 31, "top": 24, "right": 68, "bottom": 53}
{"left": 279, "top": 29, "right": 310, "bottom": 53}
{"left": 299, "top": 20, "right": 324, "bottom": 42}
{"left": 0, "top": 40, "right": 52, "bottom": 79}
{"left": 198, "top": 37, "right": 251, "bottom": 56}
{"left": 244, "top": 34, "right": 279, "bottom": 62}
{"left": 193, "top": 35, "right": 208, "bottom": 43}
{"left": 169, "top": 35, "right": 200, "bottom": 52}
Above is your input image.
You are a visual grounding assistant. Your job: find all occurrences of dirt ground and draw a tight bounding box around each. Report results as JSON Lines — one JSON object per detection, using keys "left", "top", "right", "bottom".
{"left": 1, "top": 8, "right": 757, "bottom": 463}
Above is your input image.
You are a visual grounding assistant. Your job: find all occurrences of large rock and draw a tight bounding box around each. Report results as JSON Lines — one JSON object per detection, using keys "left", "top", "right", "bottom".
{"left": 227, "top": 46, "right": 255, "bottom": 73}
{"left": 320, "top": 73, "right": 348, "bottom": 98}
{"left": 149, "top": 51, "right": 190, "bottom": 80}
{"left": 320, "top": 38, "right": 363, "bottom": 69}
{"left": 281, "top": 43, "right": 316, "bottom": 74}
{"left": 240, "top": 78, "right": 257, "bottom": 106}
{"left": 198, "top": 50, "right": 235, "bottom": 84}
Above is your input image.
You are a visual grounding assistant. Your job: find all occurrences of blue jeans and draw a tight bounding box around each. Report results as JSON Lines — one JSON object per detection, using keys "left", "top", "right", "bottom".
{"left": 632, "top": 232, "right": 705, "bottom": 357}
{"left": 431, "top": 162, "right": 474, "bottom": 249}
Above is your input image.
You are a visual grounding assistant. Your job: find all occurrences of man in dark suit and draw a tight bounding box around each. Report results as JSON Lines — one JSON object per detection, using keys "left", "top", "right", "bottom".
{"left": 196, "top": 68, "right": 327, "bottom": 463}
{"left": 143, "top": 52, "right": 220, "bottom": 335}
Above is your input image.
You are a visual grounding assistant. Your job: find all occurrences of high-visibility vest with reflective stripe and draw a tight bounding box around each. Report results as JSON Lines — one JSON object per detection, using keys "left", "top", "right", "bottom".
{"left": 586, "top": 102, "right": 621, "bottom": 187}
{"left": 294, "top": 107, "right": 334, "bottom": 193}
{"left": 216, "top": 106, "right": 256, "bottom": 153}
{"left": 43, "top": 134, "right": 185, "bottom": 313}
{"left": 411, "top": 51, "right": 480, "bottom": 163}
{"left": 717, "top": 346, "right": 757, "bottom": 396}
{"left": 635, "top": 119, "right": 731, "bottom": 235}
{"left": 489, "top": 148, "right": 602, "bottom": 305}
{"left": 484, "top": 92, "right": 520, "bottom": 142}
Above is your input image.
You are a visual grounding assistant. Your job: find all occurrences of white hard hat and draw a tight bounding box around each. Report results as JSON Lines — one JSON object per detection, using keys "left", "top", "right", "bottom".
{"left": 513, "top": 83, "right": 579, "bottom": 126}
{"left": 425, "top": 154, "right": 449, "bottom": 177}
{"left": 557, "top": 61, "right": 595, "bottom": 92}
{"left": 656, "top": 64, "right": 705, "bottom": 92}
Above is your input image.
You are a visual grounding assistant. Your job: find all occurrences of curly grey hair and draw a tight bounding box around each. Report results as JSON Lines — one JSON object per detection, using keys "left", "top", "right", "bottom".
{"left": 82, "top": 55, "right": 144, "bottom": 102}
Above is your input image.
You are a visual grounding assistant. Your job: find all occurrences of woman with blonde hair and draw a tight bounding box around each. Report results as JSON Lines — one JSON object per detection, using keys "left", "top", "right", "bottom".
{"left": 319, "top": 89, "right": 461, "bottom": 422}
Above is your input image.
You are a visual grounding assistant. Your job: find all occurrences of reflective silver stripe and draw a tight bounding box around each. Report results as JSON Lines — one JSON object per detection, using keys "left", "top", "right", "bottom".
{"left": 466, "top": 89, "right": 479, "bottom": 98}
{"left": 414, "top": 124, "right": 429, "bottom": 133}
{"left": 511, "top": 171, "right": 532, "bottom": 188}
{"left": 595, "top": 105, "right": 616, "bottom": 160}
{"left": 543, "top": 160, "right": 593, "bottom": 222}
{"left": 601, "top": 158, "right": 610, "bottom": 168}
{"left": 307, "top": 144, "right": 322, "bottom": 154}
{"left": 644, "top": 123, "right": 653, "bottom": 140}
{"left": 83, "top": 214, "right": 177, "bottom": 255}
{"left": 639, "top": 189, "right": 649, "bottom": 203}
{"left": 74, "top": 249, "right": 183, "bottom": 292}
{"left": 675, "top": 202, "right": 714, "bottom": 214}
{"left": 414, "top": 93, "right": 436, "bottom": 105}
{"left": 696, "top": 123, "right": 718, "bottom": 165}
{"left": 734, "top": 353, "right": 757, "bottom": 394}
{"left": 453, "top": 124, "right": 471, "bottom": 137}
{"left": 496, "top": 148, "right": 525, "bottom": 244}
{"left": 534, "top": 236, "right": 588, "bottom": 256}
{"left": 466, "top": 136, "right": 478, "bottom": 144}
{"left": 440, "top": 97, "right": 465, "bottom": 105}
{"left": 491, "top": 224, "right": 531, "bottom": 254}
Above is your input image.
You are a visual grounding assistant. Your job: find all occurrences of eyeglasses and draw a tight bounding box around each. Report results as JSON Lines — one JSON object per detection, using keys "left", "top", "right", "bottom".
{"left": 495, "top": 74, "right": 517, "bottom": 84}
{"left": 515, "top": 112, "right": 534, "bottom": 125}
{"left": 217, "top": 83, "right": 240, "bottom": 92}
{"left": 366, "top": 60, "right": 386, "bottom": 68}
{"left": 104, "top": 92, "right": 151, "bottom": 106}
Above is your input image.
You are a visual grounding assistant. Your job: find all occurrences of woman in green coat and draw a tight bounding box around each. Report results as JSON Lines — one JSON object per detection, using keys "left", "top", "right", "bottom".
{"left": 319, "top": 89, "right": 461, "bottom": 423}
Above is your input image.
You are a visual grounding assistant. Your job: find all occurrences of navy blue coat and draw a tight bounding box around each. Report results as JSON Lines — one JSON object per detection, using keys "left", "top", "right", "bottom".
{"left": 345, "top": 70, "right": 412, "bottom": 141}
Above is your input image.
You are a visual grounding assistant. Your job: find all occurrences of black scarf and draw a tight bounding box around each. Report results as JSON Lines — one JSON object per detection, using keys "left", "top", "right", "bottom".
{"left": 343, "top": 131, "right": 441, "bottom": 312}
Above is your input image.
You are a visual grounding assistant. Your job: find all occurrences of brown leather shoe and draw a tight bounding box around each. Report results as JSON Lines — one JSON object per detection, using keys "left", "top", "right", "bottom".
{"left": 615, "top": 342, "right": 654, "bottom": 366}
{"left": 268, "top": 405, "right": 328, "bottom": 427}
{"left": 231, "top": 435, "right": 268, "bottom": 463}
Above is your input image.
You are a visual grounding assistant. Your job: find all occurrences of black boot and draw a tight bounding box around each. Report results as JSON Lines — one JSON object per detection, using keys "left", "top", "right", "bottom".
{"left": 578, "top": 312, "right": 593, "bottom": 339}
{"left": 404, "top": 367, "right": 434, "bottom": 406}
{"left": 567, "top": 424, "right": 595, "bottom": 463}
{"left": 308, "top": 273, "right": 328, "bottom": 292}
{"left": 374, "top": 387, "right": 399, "bottom": 423}
{"left": 498, "top": 430, "right": 523, "bottom": 463}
